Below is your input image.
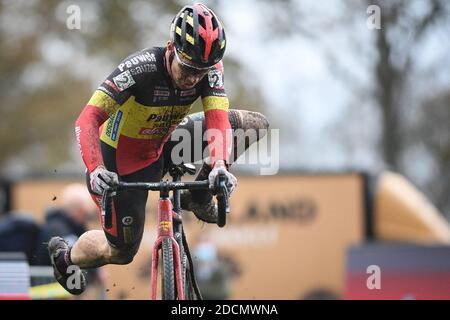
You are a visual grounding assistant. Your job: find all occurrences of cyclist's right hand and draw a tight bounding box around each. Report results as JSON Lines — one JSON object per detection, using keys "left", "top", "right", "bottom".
{"left": 209, "top": 165, "right": 237, "bottom": 197}
{"left": 89, "top": 165, "right": 119, "bottom": 195}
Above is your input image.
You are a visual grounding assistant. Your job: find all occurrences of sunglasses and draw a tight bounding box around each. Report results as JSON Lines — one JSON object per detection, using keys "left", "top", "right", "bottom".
{"left": 174, "top": 49, "right": 212, "bottom": 77}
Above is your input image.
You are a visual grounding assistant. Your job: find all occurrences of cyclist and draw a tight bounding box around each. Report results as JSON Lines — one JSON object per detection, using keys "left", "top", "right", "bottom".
{"left": 48, "top": 3, "right": 269, "bottom": 295}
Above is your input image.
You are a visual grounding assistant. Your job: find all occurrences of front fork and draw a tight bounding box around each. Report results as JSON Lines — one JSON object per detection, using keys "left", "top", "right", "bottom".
{"left": 151, "top": 198, "right": 184, "bottom": 300}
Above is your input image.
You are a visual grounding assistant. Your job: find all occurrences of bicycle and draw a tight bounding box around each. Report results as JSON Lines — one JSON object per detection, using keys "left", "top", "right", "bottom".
{"left": 101, "top": 163, "right": 230, "bottom": 300}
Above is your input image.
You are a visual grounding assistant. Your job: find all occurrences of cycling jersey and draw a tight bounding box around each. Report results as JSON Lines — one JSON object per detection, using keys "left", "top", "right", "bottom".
{"left": 75, "top": 47, "right": 231, "bottom": 175}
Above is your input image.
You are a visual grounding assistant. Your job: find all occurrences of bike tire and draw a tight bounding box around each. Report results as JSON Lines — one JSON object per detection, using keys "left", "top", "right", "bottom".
{"left": 181, "top": 228, "right": 202, "bottom": 300}
{"left": 178, "top": 237, "right": 188, "bottom": 300}
{"left": 161, "top": 238, "right": 176, "bottom": 300}
{"left": 179, "top": 239, "right": 195, "bottom": 300}
{"left": 183, "top": 261, "right": 195, "bottom": 300}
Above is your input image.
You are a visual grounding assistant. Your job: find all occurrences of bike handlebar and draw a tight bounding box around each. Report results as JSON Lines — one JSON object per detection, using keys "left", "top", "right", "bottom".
{"left": 101, "top": 178, "right": 230, "bottom": 229}
{"left": 105, "top": 180, "right": 210, "bottom": 192}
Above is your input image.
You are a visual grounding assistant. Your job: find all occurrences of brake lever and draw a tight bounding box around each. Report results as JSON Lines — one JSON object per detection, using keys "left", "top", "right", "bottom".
{"left": 218, "top": 179, "right": 230, "bottom": 213}
{"left": 102, "top": 187, "right": 115, "bottom": 229}
{"left": 215, "top": 171, "right": 231, "bottom": 227}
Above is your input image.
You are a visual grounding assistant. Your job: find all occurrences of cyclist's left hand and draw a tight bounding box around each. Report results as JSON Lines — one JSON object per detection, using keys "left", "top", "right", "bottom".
{"left": 208, "top": 160, "right": 237, "bottom": 196}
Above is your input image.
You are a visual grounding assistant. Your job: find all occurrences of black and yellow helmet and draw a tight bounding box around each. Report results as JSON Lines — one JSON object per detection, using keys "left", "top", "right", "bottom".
{"left": 170, "top": 3, "right": 226, "bottom": 69}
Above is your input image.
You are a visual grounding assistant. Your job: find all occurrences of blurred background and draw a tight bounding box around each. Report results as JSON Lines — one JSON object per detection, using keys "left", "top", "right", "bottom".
{"left": 0, "top": 0, "right": 450, "bottom": 300}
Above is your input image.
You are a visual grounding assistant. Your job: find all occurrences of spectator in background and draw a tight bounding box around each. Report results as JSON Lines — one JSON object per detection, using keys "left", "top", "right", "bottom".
{"left": 0, "top": 213, "right": 40, "bottom": 264}
{"left": 192, "top": 235, "right": 236, "bottom": 300}
{"left": 33, "top": 184, "right": 97, "bottom": 265}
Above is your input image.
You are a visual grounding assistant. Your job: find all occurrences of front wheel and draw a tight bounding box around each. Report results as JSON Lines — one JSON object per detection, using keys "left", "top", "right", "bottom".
{"left": 161, "top": 238, "right": 175, "bottom": 300}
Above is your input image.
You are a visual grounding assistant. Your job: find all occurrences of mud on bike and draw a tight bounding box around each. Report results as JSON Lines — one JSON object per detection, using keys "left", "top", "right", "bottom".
{"left": 101, "top": 163, "right": 230, "bottom": 300}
